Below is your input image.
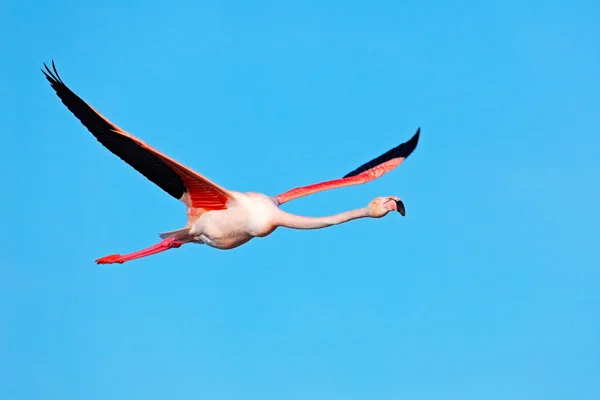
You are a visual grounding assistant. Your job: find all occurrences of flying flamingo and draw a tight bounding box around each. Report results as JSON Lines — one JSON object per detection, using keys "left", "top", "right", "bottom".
{"left": 42, "top": 61, "right": 421, "bottom": 264}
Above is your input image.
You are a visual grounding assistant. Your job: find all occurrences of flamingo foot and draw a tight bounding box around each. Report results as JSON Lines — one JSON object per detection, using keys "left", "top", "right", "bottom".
{"left": 96, "top": 254, "right": 124, "bottom": 264}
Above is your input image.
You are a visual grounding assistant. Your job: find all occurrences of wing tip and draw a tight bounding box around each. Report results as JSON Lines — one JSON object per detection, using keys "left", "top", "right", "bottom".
{"left": 41, "top": 59, "right": 63, "bottom": 84}
{"left": 402, "top": 126, "right": 421, "bottom": 158}
{"left": 341, "top": 127, "right": 421, "bottom": 178}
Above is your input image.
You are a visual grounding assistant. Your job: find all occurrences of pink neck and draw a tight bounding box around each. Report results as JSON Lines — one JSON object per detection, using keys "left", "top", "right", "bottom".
{"left": 275, "top": 207, "right": 368, "bottom": 230}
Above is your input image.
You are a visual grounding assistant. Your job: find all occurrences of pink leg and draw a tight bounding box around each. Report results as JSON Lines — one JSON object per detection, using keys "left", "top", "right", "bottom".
{"left": 96, "top": 237, "right": 185, "bottom": 264}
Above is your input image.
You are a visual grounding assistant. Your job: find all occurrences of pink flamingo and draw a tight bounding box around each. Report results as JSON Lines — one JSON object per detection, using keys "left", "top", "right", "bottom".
{"left": 42, "top": 61, "right": 421, "bottom": 264}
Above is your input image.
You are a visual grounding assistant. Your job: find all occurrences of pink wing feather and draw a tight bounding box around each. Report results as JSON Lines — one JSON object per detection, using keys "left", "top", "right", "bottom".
{"left": 275, "top": 128, "right": 420, "bottom": 204}
{"left": 42, "top": 61, "right": 232, "bottom": 210}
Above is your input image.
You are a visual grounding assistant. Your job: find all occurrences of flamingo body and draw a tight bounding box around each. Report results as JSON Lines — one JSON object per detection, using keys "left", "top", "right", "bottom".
{"left": 191, "top": 192, "right": 280, "bottom": 249}
{"left": 41, "top": 61, "right": 421, "bottom": 264}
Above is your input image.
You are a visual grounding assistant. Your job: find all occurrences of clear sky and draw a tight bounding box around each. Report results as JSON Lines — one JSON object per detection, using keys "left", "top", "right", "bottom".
{"left": 1, "top": 1, "right": 599, "bottom": 399}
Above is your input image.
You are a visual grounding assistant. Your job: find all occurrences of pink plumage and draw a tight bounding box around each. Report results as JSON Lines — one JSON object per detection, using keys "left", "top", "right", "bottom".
{"left": 42, "top": 61, "right": 420, "bottom": 264}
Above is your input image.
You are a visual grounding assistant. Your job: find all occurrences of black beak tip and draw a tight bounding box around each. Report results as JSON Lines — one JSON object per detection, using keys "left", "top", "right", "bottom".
{"left": 395, "top": 200, "right": 406, "bottom": 216}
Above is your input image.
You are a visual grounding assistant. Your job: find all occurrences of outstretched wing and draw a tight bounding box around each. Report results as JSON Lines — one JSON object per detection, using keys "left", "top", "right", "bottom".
{"left": 275, "top": 128, "right": 420, "bottom": 205}
{"left": 42, "top": 61, "right": 232, "bottom": 210}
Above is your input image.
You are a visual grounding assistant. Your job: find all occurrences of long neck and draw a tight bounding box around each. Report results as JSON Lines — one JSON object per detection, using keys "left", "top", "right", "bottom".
{"left": 275, "top": 207, "right": 368, "bottom": 230}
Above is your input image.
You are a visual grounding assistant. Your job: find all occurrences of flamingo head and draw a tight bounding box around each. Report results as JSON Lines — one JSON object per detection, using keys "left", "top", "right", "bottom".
{"left": 366, "top": 196, "right": 405, "bottom": 218}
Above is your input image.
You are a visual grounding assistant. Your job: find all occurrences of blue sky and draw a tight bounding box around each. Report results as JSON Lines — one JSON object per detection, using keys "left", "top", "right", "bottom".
{"left": 1, "top": 0, "right": 599, "bottom": 399}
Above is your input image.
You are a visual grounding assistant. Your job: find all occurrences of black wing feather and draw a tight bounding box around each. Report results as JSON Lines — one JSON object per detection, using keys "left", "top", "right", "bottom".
{"left": 343, "top": 127, "right": 420, "bottom": 178}
{"left": 42, "top": 61, "right": 187, "bottom": 200}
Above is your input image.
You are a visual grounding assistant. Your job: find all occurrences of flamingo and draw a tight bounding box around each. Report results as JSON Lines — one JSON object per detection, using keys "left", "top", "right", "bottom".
{"left": 42, "top": 61, "right": 421, "bottom": 265}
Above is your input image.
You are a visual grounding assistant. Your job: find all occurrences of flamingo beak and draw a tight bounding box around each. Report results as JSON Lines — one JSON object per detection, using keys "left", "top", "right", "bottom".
{"left": 394, "top": 199, "right": 405, "bottom": 216}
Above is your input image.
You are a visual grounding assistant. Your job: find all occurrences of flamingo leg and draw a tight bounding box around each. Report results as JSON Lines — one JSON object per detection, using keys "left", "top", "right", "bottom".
{"left": 95, "top": 237, "right": 186, "bottom": 264}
